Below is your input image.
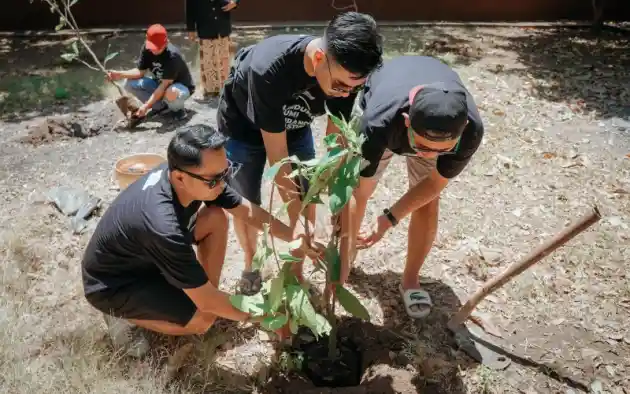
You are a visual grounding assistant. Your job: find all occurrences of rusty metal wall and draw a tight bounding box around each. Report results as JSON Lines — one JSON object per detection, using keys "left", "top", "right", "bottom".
{"left": 3, "top": 0, "right": 629, "bottom": 31}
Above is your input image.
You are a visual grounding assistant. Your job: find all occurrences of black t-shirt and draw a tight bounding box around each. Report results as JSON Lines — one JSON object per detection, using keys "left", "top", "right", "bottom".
{"left": 137, "top": 43, "right": 195, "bottom": 93}
{"left": 82, "top": 163, "right": 241, "bottom": 295}
{"left": 218, "top": 34, "right": 355, "bottom": 145}
{"left": 358, "top": 55, "right": 484, "bottom": 179}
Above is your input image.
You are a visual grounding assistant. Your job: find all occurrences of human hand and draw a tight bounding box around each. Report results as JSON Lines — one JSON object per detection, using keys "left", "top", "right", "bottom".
{"left": 187, "top": 31, "right": 197, "bottom": 41}
{"left": 222, "top": 0, "right": 237, "bottom": 11}
{"left": 356, "top": 214, "right": 392, "bottom": 249}
{"left": 134, "top": 104, "right": 150, "bottom": 118}
{"left": 290, "top": 233, "right": 326, "bottom": 261}
{"left": 106, "top": 71, "right": 122, "bottom": 82}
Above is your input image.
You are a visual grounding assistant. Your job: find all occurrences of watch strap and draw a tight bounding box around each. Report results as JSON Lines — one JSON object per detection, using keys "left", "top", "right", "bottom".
{"left": 383, "top": 208, "right": 398, "bottom": 226}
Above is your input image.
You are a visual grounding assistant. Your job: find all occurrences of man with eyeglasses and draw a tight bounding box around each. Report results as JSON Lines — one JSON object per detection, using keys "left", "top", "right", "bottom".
{"left": 339, "top": 55, "right": 484, "bottom": 320}
{"left": 81, "top": 124, "right": 323, "bottom": 357}
{"left": 217, "top": 11, "right": 383, "bottom": 295}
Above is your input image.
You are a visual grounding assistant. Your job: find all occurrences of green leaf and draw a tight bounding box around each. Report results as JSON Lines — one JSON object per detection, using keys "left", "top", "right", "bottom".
{"left": 230, "top": 293, "right": 267, "bottom": 315}
{"left": 328, "top": 156, "right": 362, "bottom": 215}
{"left": 261, "top": 314, "right": 289, "bottom": 331}
{"left": 71, "top": 40, "right": 79, "bottom": 54}
{"left": 279, "top": 253, "right": 302, "bottom": 263}
{"left": 301, "top": 157, "right": 321, "bottom": 167}
{"left": 103, "top": 51, "right": 119, "bottom": 65}
{"left": 336, "top": 285, "right": 370, "bottom": 320}
{"left": 287, "top": 285, "right": 321, "bottom": 335}
{"left": 313, "top": 313, "right": 332, "bottom": 336}
{"left": 252, "top": 225, "right": 273, "bottom": 271}
{"left": 264, "top": 161, "right": 283, "bottom": 181}
{"left": 60, "top": 53, "right": 77, "bottom": 62}
{"left": 325, "top": 244, "right": 342, "bottom": 282}
{"left": 324, "top": 133, "right": 339, "bottom": 148}
{"left": 269, "top": 273, "right": 285, "bottom": 311}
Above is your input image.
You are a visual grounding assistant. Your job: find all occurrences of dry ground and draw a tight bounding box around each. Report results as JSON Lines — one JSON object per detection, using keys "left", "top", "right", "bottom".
{"left": 1, "top": 25, "right": 629, "bottom": 393}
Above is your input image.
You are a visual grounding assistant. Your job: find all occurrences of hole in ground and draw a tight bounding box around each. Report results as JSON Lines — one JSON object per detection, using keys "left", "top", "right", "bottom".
{"left": 264, "top": 317, "right": 427, "bottom": 393}
{"left": 296, "top": 330, "right": 363, "bottom": 388}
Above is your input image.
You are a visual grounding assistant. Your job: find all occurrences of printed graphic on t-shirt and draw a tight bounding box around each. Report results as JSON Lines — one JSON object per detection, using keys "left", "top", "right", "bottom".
{"left": 284, "top": 90, "right": 315, "bottom": 130}
{"left": 142, "top": 169, "right": 163, "bottom": 190}
{"left": 151, "top": 61, "right": 165, "bottom": 81}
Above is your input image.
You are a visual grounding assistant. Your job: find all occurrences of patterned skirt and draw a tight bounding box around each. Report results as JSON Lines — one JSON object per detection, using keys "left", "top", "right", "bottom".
{"left": 199, "top": 36, "right": 231, "bottom": 96}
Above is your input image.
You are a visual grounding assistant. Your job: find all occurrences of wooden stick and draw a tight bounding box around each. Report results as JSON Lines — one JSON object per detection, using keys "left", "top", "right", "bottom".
{"left": 448, "top": 206, "right": 602, "bottom": 330}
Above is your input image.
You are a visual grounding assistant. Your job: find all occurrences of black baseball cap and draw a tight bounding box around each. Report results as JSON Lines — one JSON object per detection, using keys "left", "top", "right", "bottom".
{"left": 408, "top": 82, "right": 468, "bottom": 142}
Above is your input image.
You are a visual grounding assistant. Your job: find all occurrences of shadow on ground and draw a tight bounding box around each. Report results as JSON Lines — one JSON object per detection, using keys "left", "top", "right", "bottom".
{"left": 491, "top": 27, "right": 630, "bottom": 121}
{"left": 382, "top": 26, "right": 485, "bottom": 66}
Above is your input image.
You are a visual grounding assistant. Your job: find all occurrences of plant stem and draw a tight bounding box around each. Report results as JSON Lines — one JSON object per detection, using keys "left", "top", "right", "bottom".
{"left": 327, "top": 287, "right": 338, "bottom": 359}
{"left": 267, "top": 182, "right": 282, "bottom": 272}
{"left": 45, "top": 0, "right": 125, "bottom": 97}
{"left": 326, "top": 212, "right": 342, "bottom": 359}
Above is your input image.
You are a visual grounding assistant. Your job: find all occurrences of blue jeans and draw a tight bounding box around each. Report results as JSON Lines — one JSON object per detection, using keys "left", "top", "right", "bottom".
{"left": 124, "top": 77, "right": 190, "bottom": 112}
{"left": 226, "top": 129, "right": 316, "bottom": 205}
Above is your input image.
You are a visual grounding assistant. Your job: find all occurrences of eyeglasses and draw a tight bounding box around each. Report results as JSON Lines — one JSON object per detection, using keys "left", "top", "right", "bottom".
{"left": 406, "top": 127, "right": 460, "bottom": 157}
{"left": 325, "top": 55, "right": 364, "bottom": 94}
{"left": 174, "top": 161, "right": 242, "bottom": 189}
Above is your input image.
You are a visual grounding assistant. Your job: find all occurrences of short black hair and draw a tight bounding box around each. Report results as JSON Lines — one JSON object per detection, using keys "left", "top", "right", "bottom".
{"left": 324, "top": 11, "right": 383, "bottom": 79}
{"left": 167, "top": 124, "right": 228, "bottom": 171}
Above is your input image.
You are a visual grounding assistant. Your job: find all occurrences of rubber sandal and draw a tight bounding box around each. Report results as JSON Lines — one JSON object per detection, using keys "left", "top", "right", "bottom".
{"left": 239, "top": 270, "right": 263, "bottom": 296}
{"left": 399, "top": 284, "right": 432, "bottom": 319}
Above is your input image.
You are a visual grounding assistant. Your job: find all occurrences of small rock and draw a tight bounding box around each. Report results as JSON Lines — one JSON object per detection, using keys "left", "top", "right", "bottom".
{"left": 608, "top": 332, "right": 624, "bottom": 341}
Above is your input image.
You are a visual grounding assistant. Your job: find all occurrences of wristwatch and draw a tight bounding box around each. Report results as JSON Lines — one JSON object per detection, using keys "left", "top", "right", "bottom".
{"left": 383, "top": 208, "right": 398, "bottom": 227}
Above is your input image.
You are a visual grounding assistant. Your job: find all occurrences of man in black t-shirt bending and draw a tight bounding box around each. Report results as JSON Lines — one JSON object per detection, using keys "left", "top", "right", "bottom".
{"left": 338, "top": 56, "right": 485, "bottom": 320}
{"left": 82, "top": 124, "right": 322, "bottom": 357}
{"left": 218, "top": 11, "right": 383, "bottom": 295}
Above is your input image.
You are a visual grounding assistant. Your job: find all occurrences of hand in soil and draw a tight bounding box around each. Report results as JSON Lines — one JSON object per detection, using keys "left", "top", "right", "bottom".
{"left": 135, "top": 105, "right": 150, "bottom": 118}
{"left": 290, "top": 234, "right": 326, "bottom": 261}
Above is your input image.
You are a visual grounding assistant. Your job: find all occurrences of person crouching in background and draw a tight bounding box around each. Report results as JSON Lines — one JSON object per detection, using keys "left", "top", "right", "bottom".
{"left": 185, "top": 0, "right": 239, "bottom": 98}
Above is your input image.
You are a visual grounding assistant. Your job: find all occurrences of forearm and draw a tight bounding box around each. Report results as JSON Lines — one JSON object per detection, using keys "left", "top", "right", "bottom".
{"left": 201, "top": 288, "right": 251, "bottom": 322}
{"left": 275, "top": 163, "right": 304, "bottom": 229}
{"left": 120, "top": 68, "right": 144, "bottom": 80}
{"left": 390, "top": 170, "right": 448, "bottom": 220}
{"left": 236, "top": 202, "right": 295, "bottom": 243}
{"left": 145, "top": 83, "right": 168, "bottom": 107}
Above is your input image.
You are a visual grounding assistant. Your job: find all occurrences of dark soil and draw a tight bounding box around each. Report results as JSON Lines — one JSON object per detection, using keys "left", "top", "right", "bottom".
{"left": 298, "top": 332, "right": 363, "bottom": 387}
{"left": 263, "top": 317, "right": 420, "bottom": 394}
{"left": 21, "top": 104, "right": 122, "bottom": 146}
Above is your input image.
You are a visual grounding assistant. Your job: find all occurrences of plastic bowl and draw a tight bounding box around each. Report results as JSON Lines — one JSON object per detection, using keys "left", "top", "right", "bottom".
{"left": 114, "top": 153, "right": 166, "bottom": 190}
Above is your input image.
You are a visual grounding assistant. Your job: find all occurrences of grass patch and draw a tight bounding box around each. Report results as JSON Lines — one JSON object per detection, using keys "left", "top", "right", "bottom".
{"left": 0, "top": 67, "right": 107, "bottom": 118}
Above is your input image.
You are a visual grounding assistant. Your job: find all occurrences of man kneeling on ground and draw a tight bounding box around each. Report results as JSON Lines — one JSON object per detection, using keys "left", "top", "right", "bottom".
{"left": 338, "top": 55, "right": 485, "bottom": 320}
{"left": 107, "top": 24, "right": 194, "bottom": 126}
{"left": 82, "top": 124, "right": 322, "bottom": 357}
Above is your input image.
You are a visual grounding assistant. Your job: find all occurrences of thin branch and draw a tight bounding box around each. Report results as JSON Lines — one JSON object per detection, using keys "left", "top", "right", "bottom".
{"left": 43, "top": 0, "right": 125, "bottom": 97}
{"left": 75, "top": 58, "right": 100, "bottom": 71}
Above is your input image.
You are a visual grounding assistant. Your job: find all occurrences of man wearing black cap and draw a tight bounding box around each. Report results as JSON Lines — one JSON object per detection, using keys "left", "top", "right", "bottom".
{"left": 341, "top": 55, "right": 484, "bottom": 319}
